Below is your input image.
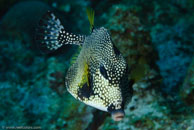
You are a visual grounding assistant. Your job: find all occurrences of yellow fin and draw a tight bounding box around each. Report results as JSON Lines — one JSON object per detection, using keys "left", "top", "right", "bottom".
{"left": 86, "top": 7, "right": 95, "bottom": 32}
{"left": 78, "top": 62, "right": 89, "bottom": 88}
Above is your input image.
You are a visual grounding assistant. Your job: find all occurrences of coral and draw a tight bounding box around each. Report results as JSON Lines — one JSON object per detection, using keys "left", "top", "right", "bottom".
{"left": 180, "top": 58, "right": 194, "bottom": 107}
{"left": 0, "top": 39, "right": 91, "bottom": 129}
{"left": 151, "top": 20, "right": 194, "bottom": 93}
{"left": 0, "top": 82, "right": 27, "bottom": 126}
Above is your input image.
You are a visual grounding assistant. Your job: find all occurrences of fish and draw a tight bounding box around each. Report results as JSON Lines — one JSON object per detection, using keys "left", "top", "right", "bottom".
{"left": 36, "top": 8, "right": 133, "bottom": 121}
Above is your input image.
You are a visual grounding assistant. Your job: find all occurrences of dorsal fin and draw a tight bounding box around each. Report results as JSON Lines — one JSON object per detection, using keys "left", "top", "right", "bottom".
{"left": 86, "top": 7, "right": 95, "bottom": 32}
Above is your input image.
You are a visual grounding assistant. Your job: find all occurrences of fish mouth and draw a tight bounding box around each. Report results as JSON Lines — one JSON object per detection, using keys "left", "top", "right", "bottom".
{"left": 111, "top": 109, "right": 125, "bottom": 121}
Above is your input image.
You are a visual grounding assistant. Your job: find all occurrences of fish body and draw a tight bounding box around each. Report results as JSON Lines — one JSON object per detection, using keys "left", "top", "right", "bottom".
{"left": 36, "top": 10, "right": 133, "bottom": 121}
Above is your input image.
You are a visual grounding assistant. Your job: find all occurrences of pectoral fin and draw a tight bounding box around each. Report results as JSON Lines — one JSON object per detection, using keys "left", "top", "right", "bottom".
{"left": 77, "top": 63, "right": 94, "bottom": 100}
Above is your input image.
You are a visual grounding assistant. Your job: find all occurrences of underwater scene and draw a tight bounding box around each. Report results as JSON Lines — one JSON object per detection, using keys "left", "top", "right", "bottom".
{"left": 0, "top": 0, "right": 194, "bottom": 130}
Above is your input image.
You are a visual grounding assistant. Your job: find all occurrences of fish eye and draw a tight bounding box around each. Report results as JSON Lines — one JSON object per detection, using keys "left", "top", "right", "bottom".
{"left": 100, "top": 65, "right": 108, "bottom": 79}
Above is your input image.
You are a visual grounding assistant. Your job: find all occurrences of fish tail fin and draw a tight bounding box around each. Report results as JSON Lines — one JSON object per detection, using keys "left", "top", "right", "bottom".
{"left": 36, "top": 11, "right": 85, "bottom": 53}
{"left": 86, "top": 7, "right": 95, "bottom": 32}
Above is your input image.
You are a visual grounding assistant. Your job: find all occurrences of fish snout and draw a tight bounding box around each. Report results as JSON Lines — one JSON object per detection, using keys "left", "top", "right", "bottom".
{"left": 111, "top": 109, "right": 125, "bottom": 121}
